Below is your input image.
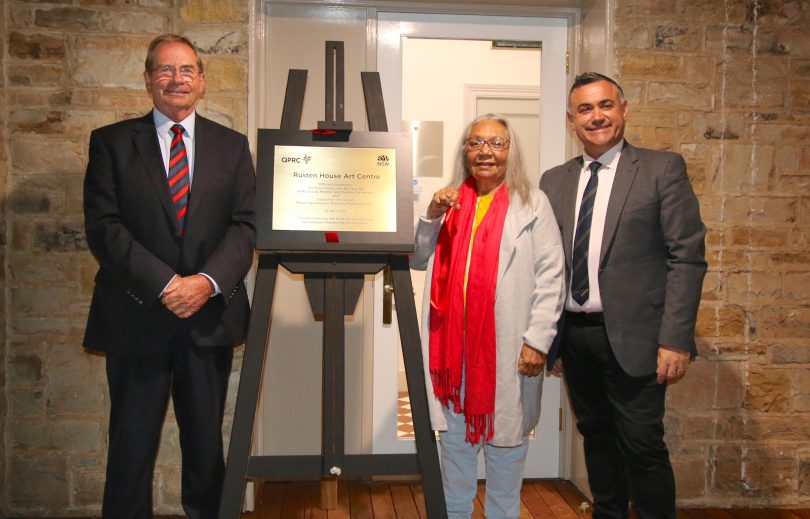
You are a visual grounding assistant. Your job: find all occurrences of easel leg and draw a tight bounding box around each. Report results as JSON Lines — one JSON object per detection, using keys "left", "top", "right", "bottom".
{"left": 321, "top": 274, "right": 345, "bottom": 509}
{"left": 219, "top": 255, "right": 279, "bottom": 519}
{"left": 390, "top": 255, "right": 448, "bottom": 519}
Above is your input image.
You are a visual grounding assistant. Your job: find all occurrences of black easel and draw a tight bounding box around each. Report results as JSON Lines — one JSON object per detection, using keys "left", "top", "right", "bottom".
{"left": 219, "top": 42, "right": 447, "bottom": 519}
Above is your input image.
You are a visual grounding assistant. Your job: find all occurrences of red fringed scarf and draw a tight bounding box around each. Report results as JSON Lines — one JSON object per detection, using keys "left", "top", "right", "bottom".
{"left": 429, "top": 178, "right": 509, "bottom": 444}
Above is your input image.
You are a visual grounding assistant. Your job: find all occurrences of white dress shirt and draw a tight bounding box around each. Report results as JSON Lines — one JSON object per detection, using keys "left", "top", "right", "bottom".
{"left": 152, "top": 109, "right": 220, "bottom": 297}
{"left": 153, "top": 109, "right": 196, "bottom": 185}
{"left": 565, "top": 139, "right": 624, "bottom": 312}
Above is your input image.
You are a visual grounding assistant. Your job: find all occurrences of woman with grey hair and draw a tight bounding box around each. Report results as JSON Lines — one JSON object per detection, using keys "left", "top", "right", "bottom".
{"left": 411, "top": 114, "right": 565, "bottom": 518}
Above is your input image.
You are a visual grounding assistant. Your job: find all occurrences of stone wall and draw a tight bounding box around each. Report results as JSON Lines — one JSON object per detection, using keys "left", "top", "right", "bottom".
{"left": 2, "top": 0, "right": 810, "bottom": 516}
{"left": 2, "top": 0, "right": 249, "bottom": 515}
{"left": 614, "top": 0, "right": 810, "bottom": 507}
{"left": 1, "top": 0, "right": 9, "bottom": 517}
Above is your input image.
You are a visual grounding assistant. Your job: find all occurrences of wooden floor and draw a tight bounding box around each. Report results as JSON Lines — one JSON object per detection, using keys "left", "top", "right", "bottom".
{"left": 30, "top": 480, "right": 810, "bottom": 518}
{"left": 240, "top": 480, "right": 810, "bottom": 519}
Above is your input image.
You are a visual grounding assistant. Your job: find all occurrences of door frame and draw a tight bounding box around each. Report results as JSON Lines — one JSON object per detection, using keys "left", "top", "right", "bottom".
{"left": 248, "top": 0, "right": 618, "bottom": 143}
{"left": 373, "top": 14, "right": 567, "bottom": 480}
{"left": 248, "top": 0, "right": 615, "bottom": 490}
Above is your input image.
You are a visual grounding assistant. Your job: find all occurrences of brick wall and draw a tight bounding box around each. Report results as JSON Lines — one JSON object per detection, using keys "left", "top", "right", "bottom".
{"left": 615, "top": 0, "right": 810, "bottom": 507}
{"left": 2, "top": 0, "right": 249, "bottom": 515}
{"left": 2, "top": 0, "right": 810, "bottom": 515}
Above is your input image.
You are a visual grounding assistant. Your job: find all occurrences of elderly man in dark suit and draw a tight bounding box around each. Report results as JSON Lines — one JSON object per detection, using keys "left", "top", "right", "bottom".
{"left": 540, "top": 72, "right": 706, "bottom": 519}
{"left": 83, "top": 34, "right": 255, "bottom": 519}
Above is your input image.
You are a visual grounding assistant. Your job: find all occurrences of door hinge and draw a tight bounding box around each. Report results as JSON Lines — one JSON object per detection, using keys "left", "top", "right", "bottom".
{"left": 559, "top": 407, "right": 563, "bottom": 431}
{"left": 566, "top": 52, "right": 570, "bottom": 74}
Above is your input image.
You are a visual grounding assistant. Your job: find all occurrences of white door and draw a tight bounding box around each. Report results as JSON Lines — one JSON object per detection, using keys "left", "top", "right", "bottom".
{"left": 371, "top": 12, "right": 569, "bottom": 478}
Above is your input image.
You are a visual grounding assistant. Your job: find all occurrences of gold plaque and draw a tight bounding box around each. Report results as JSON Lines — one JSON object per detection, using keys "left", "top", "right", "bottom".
{"left": 272, "top": 145, "right": 397, "bottom": 232}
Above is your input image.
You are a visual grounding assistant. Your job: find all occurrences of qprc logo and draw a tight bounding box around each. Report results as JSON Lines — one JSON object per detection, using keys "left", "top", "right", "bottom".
{"left": 281, "top": 154, "right": 312, "bottom": 164}
{"left": 376, "top": 154, "right": 390, "bottom": 166}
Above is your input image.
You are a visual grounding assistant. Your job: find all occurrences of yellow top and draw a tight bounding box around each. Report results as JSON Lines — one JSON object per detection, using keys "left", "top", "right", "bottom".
{"left": 464, "top": 192, "right": 496, "bottom": 297}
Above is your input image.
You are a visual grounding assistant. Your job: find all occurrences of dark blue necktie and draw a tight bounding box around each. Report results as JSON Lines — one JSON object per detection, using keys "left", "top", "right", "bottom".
{"left": 571, "top": 161, "right": 601, "bottom": 305}
{"left": 168, "top": 124, "right": 190, "bottom": 236}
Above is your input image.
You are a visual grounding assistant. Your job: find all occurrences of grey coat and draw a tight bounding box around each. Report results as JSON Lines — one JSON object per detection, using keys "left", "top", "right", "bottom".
{"left": 411, "top": 190, "right": 565, "bottom": 447}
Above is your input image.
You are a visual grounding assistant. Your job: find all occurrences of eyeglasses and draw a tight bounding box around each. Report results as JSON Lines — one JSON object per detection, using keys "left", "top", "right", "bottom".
{"left": 464, "top": 137, "right": 510, "bottom": 151}
{"left": 151, "top": 65, "right": 199, "bottom": 81}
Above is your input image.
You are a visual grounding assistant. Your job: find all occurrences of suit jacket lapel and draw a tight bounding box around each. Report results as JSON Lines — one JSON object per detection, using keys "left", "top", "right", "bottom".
{"left": 561, "top": 157, "right": 583, "bottom": 270}
{"left": 132, "top": 112, "right": 176, "bottom": 225}
{"left": 600, "top": 143, "right": 639, "bottom": 265}
{"left": 185, "top": 113, "right": 210, "bottom": 223}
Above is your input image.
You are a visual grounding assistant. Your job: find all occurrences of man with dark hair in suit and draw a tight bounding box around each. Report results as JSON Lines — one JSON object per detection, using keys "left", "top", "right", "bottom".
{"left": 83, "top": 34, "right": 256, "bottom": 519}
{"left": 540, "top": 72, "right": 706, "bottom": 519}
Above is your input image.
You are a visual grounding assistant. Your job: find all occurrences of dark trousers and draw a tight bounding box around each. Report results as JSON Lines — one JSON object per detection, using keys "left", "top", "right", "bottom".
{"left": 102, "top": 332, "right": 234, "bottom": 519}
{"left": 562, "top": 317, "right": 675, "bottom": 519}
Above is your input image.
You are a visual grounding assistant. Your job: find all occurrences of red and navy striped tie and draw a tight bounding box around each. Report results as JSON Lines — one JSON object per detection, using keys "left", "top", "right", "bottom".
{"left": 168, "top": 124, "right": 190, "bottom": 236}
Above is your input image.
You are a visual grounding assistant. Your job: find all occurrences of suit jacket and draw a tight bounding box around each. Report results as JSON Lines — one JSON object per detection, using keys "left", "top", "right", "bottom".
{"left": 539, "top": 142, "right": 706, "bottom": 377}
{"left": 83, "top": 112, "right": 256, "bottom": 356}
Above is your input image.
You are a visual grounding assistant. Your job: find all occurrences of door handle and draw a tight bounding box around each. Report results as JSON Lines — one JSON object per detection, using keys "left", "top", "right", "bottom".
{"left": 382, "top": 266, "right": 394, "bottom": 325}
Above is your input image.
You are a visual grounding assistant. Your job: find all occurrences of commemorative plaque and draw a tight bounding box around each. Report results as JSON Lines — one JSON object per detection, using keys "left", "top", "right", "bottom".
{"left": 255, "top": 129, "right": 413, "bottom": 252}
{"left": 271, "top": 145, "right": 397, "bottom": 233}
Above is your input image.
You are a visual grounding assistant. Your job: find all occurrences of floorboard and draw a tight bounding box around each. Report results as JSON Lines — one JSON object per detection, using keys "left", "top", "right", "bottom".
{"left": 411, "top": 483, "right": 428, "bottom": 519}
{"left": 389, "top": 484, "right": 420, "bottom": 519}
{"left": 472, "top": 482, "right": 486, "bottom": 519}
{"left": 533, "top": 480, "right": 581, "bottom": 518}
{"left": 368, "top": 484, "right": 397, "bottom": 519}
{"left": 521, "top": 480, "right": 556, "bottom": 517}
{"left": 348, "top": 484, "right": 374, "bottom": 519}
{"left": 550, "top": 480, "right": 592, "bottom": 516}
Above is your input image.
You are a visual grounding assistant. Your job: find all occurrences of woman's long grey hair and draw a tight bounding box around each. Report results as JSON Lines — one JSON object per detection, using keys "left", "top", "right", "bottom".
{"left": 448, "top": 113, "right": 532, "bottom": 204}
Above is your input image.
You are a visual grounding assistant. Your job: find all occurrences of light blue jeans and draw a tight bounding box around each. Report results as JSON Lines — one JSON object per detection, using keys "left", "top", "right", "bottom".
{"left": 440, "top": 405, "right": 530, "bottom": 519}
